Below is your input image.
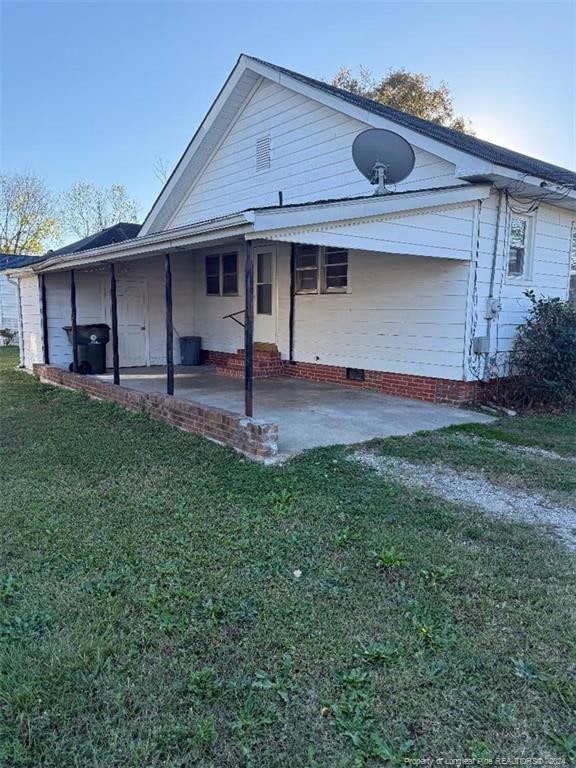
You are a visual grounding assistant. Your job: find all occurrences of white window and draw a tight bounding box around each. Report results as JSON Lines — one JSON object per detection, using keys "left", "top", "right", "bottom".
{"left": 205, "top": 252, "right": 238, "bottom": 296}
{"left": 257, "top": 252, "right": 273, "bottom": 315}
{"left": 294, "top": 245, "right": 348, "bottom": 294}
{"left": 507, "top": 214, "right": 532, "bottom": 279}
{"left": 570, "top": 222, "right": 576, "bottom": 274}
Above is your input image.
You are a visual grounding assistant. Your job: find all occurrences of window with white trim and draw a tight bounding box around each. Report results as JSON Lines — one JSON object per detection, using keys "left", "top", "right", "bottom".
{"left": 205, "top": 252, "right": 238, "bottom": 295}
{"left": 294, "top": 245, "right": 348, "bottom": 294}
{"left": 507, "top": 214, "right": 531, "bottom": 279}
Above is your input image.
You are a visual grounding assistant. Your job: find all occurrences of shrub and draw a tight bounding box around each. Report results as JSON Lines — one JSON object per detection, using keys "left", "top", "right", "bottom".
{"left": 0, "top": 328, "right": 17, "bottom": 346}
{"left": 508, "top": 291, "right": 576, "bottom": 407}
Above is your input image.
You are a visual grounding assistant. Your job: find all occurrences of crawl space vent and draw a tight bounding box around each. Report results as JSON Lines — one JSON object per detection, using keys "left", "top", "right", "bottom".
{"left": 256, "top": 136, "right": 271, "bottom": 171}
{"left": 346, "top": 367, "right": 365, "bottom": 382}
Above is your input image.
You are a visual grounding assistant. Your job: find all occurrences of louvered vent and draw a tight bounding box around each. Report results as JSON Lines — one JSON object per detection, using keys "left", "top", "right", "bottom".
{"left": 256, "top": 136, "right": 271, "bottom": 171}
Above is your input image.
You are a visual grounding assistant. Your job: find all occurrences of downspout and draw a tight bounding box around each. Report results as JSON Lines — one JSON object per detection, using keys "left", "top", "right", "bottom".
{"left": 484, "top": 187, "right": 504, "bottom": 380}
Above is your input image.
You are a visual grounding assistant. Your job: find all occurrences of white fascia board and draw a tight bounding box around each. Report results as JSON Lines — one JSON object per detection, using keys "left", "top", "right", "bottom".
{"left": 36, "top": 214, "right": 253, "bottom": 273}
{"left": 457, "top": 162, "right": 576, "bottom": 208}
{"left": 249, "top": 184, "right": 491, "bottom": 234}
{"left": 139, "top": 59, "right": 257, "bottom": 237}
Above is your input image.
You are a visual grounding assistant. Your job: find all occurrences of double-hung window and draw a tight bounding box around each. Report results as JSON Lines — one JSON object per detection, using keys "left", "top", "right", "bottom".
{"left": 507, "top": 214, "right": 531, "bottom": 280}
{"left": 294, "top": 245, "right": 348, "bottom": 294}
{"left": 205, "top": 252, "right": 238, "bottom": 296}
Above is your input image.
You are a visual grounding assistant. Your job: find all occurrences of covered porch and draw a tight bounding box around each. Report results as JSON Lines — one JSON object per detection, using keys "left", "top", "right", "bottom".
{"left": 30, "top": 185, "right": 492, "bottom": 458}
{"left": 96, "top": 365, "right": 491, "bottom": 458}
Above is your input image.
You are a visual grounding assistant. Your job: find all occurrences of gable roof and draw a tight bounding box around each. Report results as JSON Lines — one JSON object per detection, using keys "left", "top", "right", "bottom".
{"left": 48, "top": 222, "right": 141, "bottom": 256}
{"left": 246, "top": 56, "right": 576, "bottom": 189}
{"left": 140, "top": 54, "right": 575, "bottom": 236}
{"left": 0, "top": 253, "right": 44, "bottom": 271}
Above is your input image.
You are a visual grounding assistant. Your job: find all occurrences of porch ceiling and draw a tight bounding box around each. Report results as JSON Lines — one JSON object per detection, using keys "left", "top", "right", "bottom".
{"left": 97, "top": 366, "right": 493, "bottom": 459}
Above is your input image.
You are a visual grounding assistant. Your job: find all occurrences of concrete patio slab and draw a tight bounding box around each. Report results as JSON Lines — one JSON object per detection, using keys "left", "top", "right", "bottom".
{"left": 97, "top": 366, "right": 494, "bottom": 459}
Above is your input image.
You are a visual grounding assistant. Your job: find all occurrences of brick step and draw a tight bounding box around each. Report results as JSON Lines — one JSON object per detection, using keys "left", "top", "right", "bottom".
{"left": 225, "top": 358, "right": 283, "bottom": 370}
{"left": 235, "top": 349, "right": 282, "bottom": 361}
{"left": 216, "top": 362, "right": 284, "bottom": 379}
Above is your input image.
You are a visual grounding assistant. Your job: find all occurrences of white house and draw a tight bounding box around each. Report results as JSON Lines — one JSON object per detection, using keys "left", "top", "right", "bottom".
{"left": 0, "top": 255, "right": 42, "bottom": 346}
{"left": 5, "top": 55, "right": 576, "bottom": 456}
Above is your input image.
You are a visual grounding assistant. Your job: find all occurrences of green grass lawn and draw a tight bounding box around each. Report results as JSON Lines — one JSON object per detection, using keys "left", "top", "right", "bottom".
{"left": 1, "top": 346, "right": 575, "bottom": 767}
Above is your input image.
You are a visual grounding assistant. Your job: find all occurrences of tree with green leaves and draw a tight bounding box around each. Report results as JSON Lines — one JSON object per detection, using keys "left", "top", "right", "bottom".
{"left": 0, "top": 173, "right": 61, "bottom": 254}
{"left": 330, "top": 66, "right": 473, "bottom": 133}
{"left": 61, "top": 182, "right": 139, "bottom": 240}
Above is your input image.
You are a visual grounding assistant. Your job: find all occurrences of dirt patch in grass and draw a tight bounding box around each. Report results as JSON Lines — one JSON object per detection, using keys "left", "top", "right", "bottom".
{"left": 450, "top": 431, "right": 576, "bottom": 464}
{"left": 352, "top": 449, "right": 576, "bottom": 550}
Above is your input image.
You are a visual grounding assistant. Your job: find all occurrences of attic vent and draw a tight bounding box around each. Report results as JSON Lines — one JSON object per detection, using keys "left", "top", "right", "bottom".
{"left": 256, "top": 136, "right": 271, "bottom": 171}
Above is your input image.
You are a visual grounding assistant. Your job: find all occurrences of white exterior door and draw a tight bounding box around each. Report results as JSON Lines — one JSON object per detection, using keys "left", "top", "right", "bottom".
{"left": 254, "top": 248, "right": 277, "bottom": 344}
{"left": 117, "top": 279, "right": 149, "bottom": 367}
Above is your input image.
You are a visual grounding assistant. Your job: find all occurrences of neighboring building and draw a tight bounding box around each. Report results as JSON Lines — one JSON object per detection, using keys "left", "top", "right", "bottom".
{"left": 46, "top": 222, "right": 141, "bottom": 257}
{"left": 570, "top": 226, "right": 576, "bottom": 309}
{"left": 0, "top": 254, "right": 43, "bottom": 346}
{"left": 4, "top": 55, "right": 576, "bottom": 405}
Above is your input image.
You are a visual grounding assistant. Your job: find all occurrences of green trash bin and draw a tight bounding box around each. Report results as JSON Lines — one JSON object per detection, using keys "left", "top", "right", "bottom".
{"left": 63, "top": 324, "right": 110, "bottom": 375}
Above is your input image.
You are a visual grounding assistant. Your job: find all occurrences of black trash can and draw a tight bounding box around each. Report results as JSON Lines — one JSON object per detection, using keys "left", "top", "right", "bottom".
{"left": 63, "top": 324, "right": 110, "bottom": 375}
{"left": 180, "top": 336, "right": 201, "bottom": 366}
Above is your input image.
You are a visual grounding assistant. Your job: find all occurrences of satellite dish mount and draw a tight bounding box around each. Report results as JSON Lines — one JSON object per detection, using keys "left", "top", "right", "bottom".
{"left": 352, "top": 129, "right": 415, "bottom": 195}
{"left": 370, "top": 160, "right": 389, "bottom": 195}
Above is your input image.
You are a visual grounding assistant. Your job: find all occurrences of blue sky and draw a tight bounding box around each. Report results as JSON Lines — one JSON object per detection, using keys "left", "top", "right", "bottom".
{"left": 2, "top": 1, "right": 574, "bottom": 220}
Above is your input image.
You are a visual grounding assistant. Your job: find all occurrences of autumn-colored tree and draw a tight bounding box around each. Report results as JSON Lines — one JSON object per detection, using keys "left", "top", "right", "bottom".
{"left": 330, "top": 66, "right": 473, "bottom": 133}
{"left": 61, "top": 182, "right": 139, "bottom": 239}
{"left": 0, "top": 173, "right": 61, "bottom": 254}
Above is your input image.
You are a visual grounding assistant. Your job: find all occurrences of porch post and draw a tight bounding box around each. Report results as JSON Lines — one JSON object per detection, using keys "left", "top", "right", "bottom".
{"left": 38, "top": 273, "right": 50, "bottom": 364}
{"left": 288, "top": 243, "right": 296, "bottom": 363}
{"left": 244, "top": 240, "right": 254, "bottom": 417}
{"left": 70, "top": 270, "right": 78, "bottom": 373}
{"left": 109, "top": 263, "right": 120, "bottom": 385}
{"left": 165, "top": 253, "right": 174, "bottom": 396}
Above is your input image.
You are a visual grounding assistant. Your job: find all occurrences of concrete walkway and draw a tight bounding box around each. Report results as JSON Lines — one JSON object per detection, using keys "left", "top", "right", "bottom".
{"left": 98, "top": 366, "right": 493, "bottom": 458}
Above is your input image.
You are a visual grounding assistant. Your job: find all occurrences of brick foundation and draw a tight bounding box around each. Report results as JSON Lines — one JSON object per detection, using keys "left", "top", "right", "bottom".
{"left": 282, "top": 361, "right": 479, "bottom": 404}
{"left": 32, "top": 364, "right": 279, "bottom": 460}
{"left": 201, "top": 351, "right": 480, "bottom": 406}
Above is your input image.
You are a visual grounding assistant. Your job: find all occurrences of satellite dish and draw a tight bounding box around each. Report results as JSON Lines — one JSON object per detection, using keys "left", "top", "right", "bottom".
{"left": 352, "top": 129, "right": 415, "bottom": 194}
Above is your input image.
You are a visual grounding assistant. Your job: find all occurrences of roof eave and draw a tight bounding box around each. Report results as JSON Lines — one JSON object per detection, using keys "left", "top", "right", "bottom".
{"left": 34, "top": 213, "right": 254, "bottom": 273}
{"left": 457, "top": 163, "right": 576, "bottom": 210}
{"left": 248, "top": 183, "right": 492, "bottom": 234}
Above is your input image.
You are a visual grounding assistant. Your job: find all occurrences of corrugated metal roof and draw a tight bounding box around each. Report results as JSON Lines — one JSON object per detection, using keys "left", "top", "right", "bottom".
{"left": 246, "top": 56, "right": 576, "bottom": 188}
{"left": 251, "top": 184, "right": 480, "bottom": 212}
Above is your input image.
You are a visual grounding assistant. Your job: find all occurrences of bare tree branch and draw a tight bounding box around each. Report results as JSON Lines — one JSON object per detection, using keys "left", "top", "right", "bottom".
{"left": 61, "top": 182, "right": 139, "bottom": 239}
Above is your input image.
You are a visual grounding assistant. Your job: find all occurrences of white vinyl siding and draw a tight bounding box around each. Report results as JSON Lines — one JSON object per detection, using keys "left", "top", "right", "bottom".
{"left": 189, "top": 243, "right": 469, "bottom": 380}
{"left": 168, "top": 77, "right": 459, "bottom": 228}
{"left": 278, "top": 246, "right": 469, "bottom": 379}
{"left": 19, "top": 275, "right": 42, "bottom": 368}
{"left": 0, "top": 276, "right": 19, "bottom": 341}
{"left": 42, "top": 255, "right": 196, "bottom": 370}
{"left": 464, "top": 193, "right": 574, "bottom": 379}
